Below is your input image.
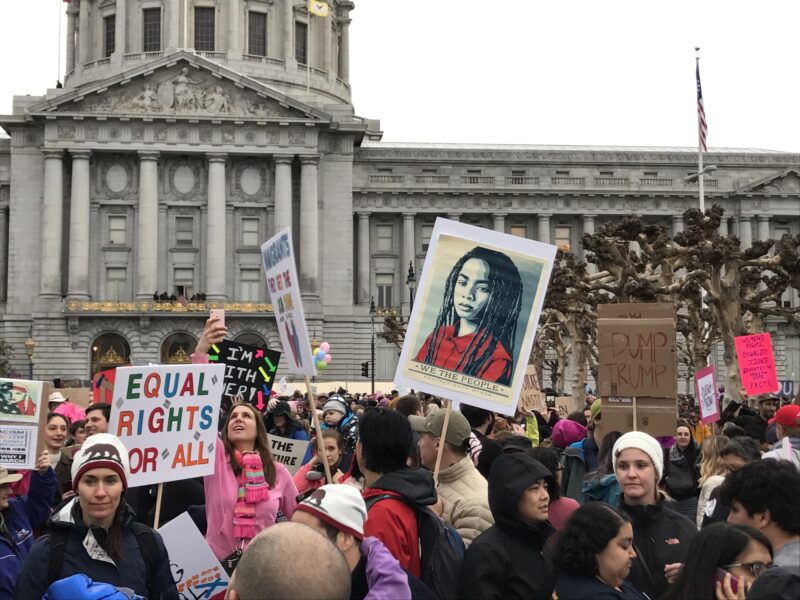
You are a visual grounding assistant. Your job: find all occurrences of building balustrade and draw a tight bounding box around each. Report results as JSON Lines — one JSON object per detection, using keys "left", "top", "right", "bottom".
{"left": 65, "top": 300, "right": 274, "bottom": 315}
{"left": 551, "top": 176, "right": 585, "bottom": 185}
{"left": 641, "top": 178, "right": 674, "bottom": 187}
{"left": 505, "top": 176, "right": 540, "bottom": 185}
{"left": 595, "top": 177, "right": 629, "bottom": 186}
{"left": 460, "top": 175, "right": 495, "bottom": 184}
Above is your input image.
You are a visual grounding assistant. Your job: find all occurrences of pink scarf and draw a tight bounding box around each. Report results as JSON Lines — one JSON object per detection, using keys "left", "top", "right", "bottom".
{"left": 233, "top": 451, "right": 270, "bottom": 540}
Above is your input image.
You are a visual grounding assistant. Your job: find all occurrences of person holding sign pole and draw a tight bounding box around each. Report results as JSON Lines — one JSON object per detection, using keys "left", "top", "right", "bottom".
{"left": 13, "top": 435, "right": 177, "bottom": 599}
{"left": 266, "top": 400, "right": 313, "bottom": 465}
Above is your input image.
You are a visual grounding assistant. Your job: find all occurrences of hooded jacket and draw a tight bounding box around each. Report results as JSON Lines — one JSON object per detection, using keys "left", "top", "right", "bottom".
{"left": 0, "top": 469, "right": 57, "bottom": 597}
{"left": 560, "top": 435, "right": 599, "bottom": 501}
{"left": 321, "top": 397, "right": 360, "bottom": 473}
{"left": 13, "top": 497, "right": 178, "bottom": 600}
{"left": 762, "top": 437, "right": 800, "bottom": 470}
{"left": 458, "top": 454, "right": 556, "bottom": 600}
{"left": 363, "top": 468, "right": 437, "bottom": 579}
{"left": 618, "top": 500, "right": 697, "bottom": 599}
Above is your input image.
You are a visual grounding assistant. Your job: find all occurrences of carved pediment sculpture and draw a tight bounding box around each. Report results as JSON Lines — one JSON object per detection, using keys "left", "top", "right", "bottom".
{"left": 738, "top": 168, "right": 800, "bottom": 195}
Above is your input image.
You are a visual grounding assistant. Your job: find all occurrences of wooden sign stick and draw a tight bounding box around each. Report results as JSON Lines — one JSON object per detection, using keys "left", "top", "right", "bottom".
{"left": 152, "top": 482, "right": 164, "bottom": 529}
{"left": 305, "top": 376, "right": 333, "bottom": 484}
{"left": 432, "top": 399, "right": 452, "bottom": 486}
{"left": 632, "top": 396, "right": 638, "bottom": 432}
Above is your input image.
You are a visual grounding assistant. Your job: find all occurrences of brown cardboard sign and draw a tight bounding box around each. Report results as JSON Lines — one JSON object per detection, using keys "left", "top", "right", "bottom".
{"left": 57, "top": 387, "right": 91, "bottom": 408}
{"left": 598, "top": 318, "right": 677, "bottom": 398}
{"left": 597, "top": 303, "right": 674, "bottom": 320}
{"left": 519, "top": 365, "right": 547, "bottom": 413}
{"left": 555, "top": 396, "right": 573, "bottom": 418}
{"left": 602, "top": 396, "right": 676, "bottom": 436}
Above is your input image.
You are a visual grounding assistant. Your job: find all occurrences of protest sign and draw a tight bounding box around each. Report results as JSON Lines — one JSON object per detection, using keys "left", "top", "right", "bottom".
{"left": 395, "top": 218, "right": 556, "bottom": 416}
{"left": 261, "top": 228, "right": 316, "bottom": 376}
{"left": 695, "top": 365, "right": 719, "bottom": 424}
{"left": 735, "top": 333, "right": 779, "bottom": 396}
{"left": 602, "top": 397, "right": 676, "bottom": 436}
{"left": 93, "top": 368, "right": 117, "bottom": 404}
{"left": 267, "top": 434, "right": 310, "bottom": 476}
{"left": 159, "top": 512, "right": 229, "bottom": 600}
{"left": 109, "top": 364, "right": 224, "bottom": 487}
{"left": 208, "top": 340, "right": 281, "bottom": 410}
{"left": 519, "top": 365, "right": 547, "bottom": 413}
{"left": 555, "top": 396, "right": 572, "bottom": 418}
{"left": 0, "top": 379, "right": 47, "bottom": 470}
{"left": 778, "top": 379, "right": 795, "bottom": 398}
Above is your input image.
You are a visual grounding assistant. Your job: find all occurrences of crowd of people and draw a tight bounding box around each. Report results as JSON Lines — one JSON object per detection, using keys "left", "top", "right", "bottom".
{"left": 1, "top": 315, "right": 799, "bottom": 599}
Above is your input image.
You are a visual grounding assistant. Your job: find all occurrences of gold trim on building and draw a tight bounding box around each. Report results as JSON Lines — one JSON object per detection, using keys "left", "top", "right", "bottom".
{"left": 65, "top": 301, "right": 274, "bottom": 314}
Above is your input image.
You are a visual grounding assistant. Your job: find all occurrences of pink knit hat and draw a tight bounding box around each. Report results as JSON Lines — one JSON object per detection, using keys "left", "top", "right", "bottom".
{"left": 552, "top": 419, "right": 587, "bottom": 449}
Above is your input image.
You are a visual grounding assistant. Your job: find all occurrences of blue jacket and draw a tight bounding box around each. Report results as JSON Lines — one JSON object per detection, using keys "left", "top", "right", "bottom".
{"left": 0, "top": 468, "right": 57, "bottom": 598}
{"left": 13, "top": 498, "right": 178, "bottom": 600}
{"left": 45, "top": 574, "right": 141, "bottom": 600}
{"left": 556, "top": 574, "right": 648, "bottom": 600}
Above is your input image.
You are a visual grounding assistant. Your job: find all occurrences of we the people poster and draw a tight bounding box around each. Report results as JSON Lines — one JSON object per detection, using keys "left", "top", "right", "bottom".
{"left": 395, "top": 218, "right": 556, "bottom": 416}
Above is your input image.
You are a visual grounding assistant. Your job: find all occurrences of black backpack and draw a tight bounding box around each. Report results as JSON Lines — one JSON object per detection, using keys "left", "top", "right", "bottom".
{"left": 47, "top": 523, "right": 161, "bottom": 599}
{"left": 366, "top": 494, "right": 465, "bottom": 600}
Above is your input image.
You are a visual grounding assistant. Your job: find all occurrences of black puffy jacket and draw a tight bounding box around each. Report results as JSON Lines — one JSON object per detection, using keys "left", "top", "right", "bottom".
{"left": 459, "top": 454, "right": 556, "bottom": 600}
{"left": 663, "top": 442, "right": 700, "bottom": 500}
{"left": 619, "top": 500, "right": 697, "bottom": 599}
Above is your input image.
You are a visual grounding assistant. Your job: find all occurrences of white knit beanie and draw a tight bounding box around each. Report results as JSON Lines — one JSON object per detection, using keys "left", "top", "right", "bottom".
{"left": 71, "top": 433, "right": 131, "bottom": 491}
{"left": 612, "top": 431, "right": 664, "bottom": 480}
{"left": 296, "top": 484, "right": 366, "bottom": 540}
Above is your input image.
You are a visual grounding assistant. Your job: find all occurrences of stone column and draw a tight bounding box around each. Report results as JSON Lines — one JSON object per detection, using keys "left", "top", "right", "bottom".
{"left": 338, "top": 19, "right": 350, "bottom": 81}
{"left": 166, "top": 0, "right": 180, "bottom": 50}
{"left": 78, "top": 0, "right": 91, "bottom": 67}
{"left": 67, "top": 150, "right": 91, "bottom": 300}
{"left": 357, "top": 212, "right": 370, "bottom": 304}
{"left": 137, "top": 152, "right": 159, "bottom": 299}
{"left": 583, "top": 214, "right": 596, "bottom": 235}
{"left": 402, "top": 212, "right": 416, "bottom": 312}
{"left": 757, "top": 215, "right": 771, "bottom": 242}
{"left": 0, "top": 207, "right": 7, "bottom": 302}
{"left": 538, "top": 213, "right": 552, "bottom": 244}
{"left": 300, "top": 157, "right": 319, "bottom": 294}
{"left": 446, "top": 212, "right": 460, "bottom": 222}
{"left": 206, "top": 154, "right": 228, "bottom": 300}
{"left": 672, "top": 214, "right": 684, "bottom": 236}
{"left": 114, "top": 0, "right": 127, "bottom": 58}
{"left": 718, "top": 215, "right": 729, "bottom": 237}
{"left": 323, "top": 11, "right": 332, "bottom": 73}
{"left": 66, "top": 5, "right": 77, "bottom": 72}
{"left": 493, "top": 213, "right": 505, "bottom": 233}
{"left": 283, "top": 0, "right": 294, "bottom": 63}
{"left": 40, "top": 150, "right": 64, "bottom": 298}
{"left": 739, "top": 216, "right": 752, "bottom": 249}
{"left": 273, "top": 155, "right": 293, "bottom": 235}
{"left": 228, "top": 0, "right": 241, "bottom": 57}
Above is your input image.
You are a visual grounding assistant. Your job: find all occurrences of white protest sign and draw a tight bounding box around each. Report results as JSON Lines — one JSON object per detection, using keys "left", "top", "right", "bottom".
{"left": 159, "top": 512, "right": 229, "bottom": 599}
{"left": 268, "top": 434, "right": 310, "bottom": 475}
{"left": 109, "top": 364, "right": 225, "bottom": 487}
{"left": 695, "top": 365, "right": 719, "bottom": 424}
{"left": 0, "top": 425, "right": 38, "bottom": 470}
{"left": 394, "top": 218, "right": 556, "bottom": 416}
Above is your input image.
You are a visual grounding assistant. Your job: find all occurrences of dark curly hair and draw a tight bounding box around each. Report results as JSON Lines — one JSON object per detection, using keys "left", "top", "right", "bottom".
{"left": 551, "top": 502, "right": 630, "bottom": 577}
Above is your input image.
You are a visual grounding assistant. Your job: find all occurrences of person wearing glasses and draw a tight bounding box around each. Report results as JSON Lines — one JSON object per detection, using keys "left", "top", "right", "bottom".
{"left": 662, "top": 522, "right": 773, "bottom": 600}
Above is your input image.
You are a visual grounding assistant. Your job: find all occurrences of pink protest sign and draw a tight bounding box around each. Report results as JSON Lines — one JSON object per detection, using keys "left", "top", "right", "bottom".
{"left": 694, "top": 365, "right": 719, "bottom": 424}
{"left": 734, "top": 333, "right": 779, "bottom": 396}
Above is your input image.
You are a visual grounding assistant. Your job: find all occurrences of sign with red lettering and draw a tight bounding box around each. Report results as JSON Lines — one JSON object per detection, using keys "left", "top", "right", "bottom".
{"left": 109, "top": 364, "right": 225, "bottom": 487}
{"left": 598, "top": 318, "right": 677, "bottom": 398}
{"left": 695, "top": 365, "right": 719, "bottom": 424}
{"left": 735, "top": 333, "right": 779, "bottom": 396}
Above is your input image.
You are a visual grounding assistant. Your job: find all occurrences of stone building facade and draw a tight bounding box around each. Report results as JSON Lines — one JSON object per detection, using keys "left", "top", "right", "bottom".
{"left": 0, "top": 1, "right": 798, "bottom": 389}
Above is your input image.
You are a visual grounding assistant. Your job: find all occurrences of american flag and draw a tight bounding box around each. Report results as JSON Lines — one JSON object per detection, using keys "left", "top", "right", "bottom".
{"left": 696, "top": 62, "right": 708, "bottom": 152}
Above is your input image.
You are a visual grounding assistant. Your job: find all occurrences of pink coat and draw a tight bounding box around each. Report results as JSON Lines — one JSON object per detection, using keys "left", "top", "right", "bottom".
{"left": 204, "top": 437, "right": 299, "bottom": 560}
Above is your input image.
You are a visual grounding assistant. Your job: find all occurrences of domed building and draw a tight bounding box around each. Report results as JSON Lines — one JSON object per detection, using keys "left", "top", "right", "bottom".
{"left": 0, "top": 1, "right": 798, "bottom": 389}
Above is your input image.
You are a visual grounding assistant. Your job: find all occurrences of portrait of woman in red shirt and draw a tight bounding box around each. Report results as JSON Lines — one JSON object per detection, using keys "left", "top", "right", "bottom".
{"left": 414, "top": 246, "right": 523, "bottom": 386}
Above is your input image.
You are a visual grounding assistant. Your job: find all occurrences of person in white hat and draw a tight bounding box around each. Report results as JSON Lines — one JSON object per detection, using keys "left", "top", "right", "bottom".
{"left": 47, "top": 391, "right": 68, "bottom": 412}
{"left": 0, "top": 450, "right": 55, "bottom": 597}
{"left": 13, "top": 434, "right": 178, "bottom": 599}
{"left": 612, "top": 431, "right": 697, "bottom": 599}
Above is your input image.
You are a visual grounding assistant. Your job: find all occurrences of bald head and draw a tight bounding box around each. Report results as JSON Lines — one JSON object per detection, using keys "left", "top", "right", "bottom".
{"left": 227, "top": 522, "right": 351, "bottom": 600}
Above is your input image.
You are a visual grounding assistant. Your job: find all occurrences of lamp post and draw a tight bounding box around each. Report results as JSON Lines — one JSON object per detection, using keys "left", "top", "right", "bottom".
{"left": 406, "top": 260, "right": 416, "bottom": 312}
{"left": 369, "top": 296, "right": 376, "bottom": 395}
{"left": 684, "top": 164, "right": 717, "bottom": 213}
{"left": 24, "top": 325, "right": 35, "bottom": 380}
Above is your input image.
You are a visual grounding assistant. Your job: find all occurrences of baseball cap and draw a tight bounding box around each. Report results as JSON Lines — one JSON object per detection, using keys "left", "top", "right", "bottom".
{"left": 409, "top": 409, "right": 472, "bottom": 446}
{"left": 769, "top": 404, "right": 800, "bottom": 426}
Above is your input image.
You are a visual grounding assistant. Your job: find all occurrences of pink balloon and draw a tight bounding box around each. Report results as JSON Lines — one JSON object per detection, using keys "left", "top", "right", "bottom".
{"left": 320, "top": 342, "right": 330, "bottom": 352}
{"left": 323, "top": 354, "right": 332, "bottom": 364}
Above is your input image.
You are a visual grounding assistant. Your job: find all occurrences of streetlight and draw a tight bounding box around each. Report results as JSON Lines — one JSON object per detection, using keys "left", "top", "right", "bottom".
{"left": 406, "top": 261, "right": 416, "bottom": 312}
{"left": 24, "top": 325, "right": 35, "bottom": 380}
{"left": 684, "top": 164, "right": 717, "bottom": 213}
{"left": 369, "top": 296, "right": 376, "bottom": 395}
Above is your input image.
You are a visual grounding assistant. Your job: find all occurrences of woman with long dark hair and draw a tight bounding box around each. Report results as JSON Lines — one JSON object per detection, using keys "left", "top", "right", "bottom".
{"left": 414, "top": 246, "right": 523, "bottom": 385}
{"left": 663, "top": 419, "right": 701, "bottom": 520}
{"left": 662, "top": 522, "right": 773, "bottom": 600}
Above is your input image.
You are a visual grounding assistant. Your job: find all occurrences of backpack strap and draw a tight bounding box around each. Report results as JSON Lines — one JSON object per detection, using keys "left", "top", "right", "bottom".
{"left": 130, "top": 522, "right": 161, "bottom": 600}
{"left": 47, "top": 529, "right": 69, "bottom": 586}
{"left": 364, "top": 493, "right": 396, "bottom": 511}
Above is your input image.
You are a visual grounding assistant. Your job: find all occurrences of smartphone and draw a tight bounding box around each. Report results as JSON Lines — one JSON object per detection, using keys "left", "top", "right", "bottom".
{"left": 713, "top": 568, "right": 739, "bottom": 594}
{"left": 210, "top": 309, "right": 225, "bottom": 327}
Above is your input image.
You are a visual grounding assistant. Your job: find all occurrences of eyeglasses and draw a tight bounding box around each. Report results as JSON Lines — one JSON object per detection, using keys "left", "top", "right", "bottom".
{"left": 723, "top": 561, "right": 773, "bottom": 578}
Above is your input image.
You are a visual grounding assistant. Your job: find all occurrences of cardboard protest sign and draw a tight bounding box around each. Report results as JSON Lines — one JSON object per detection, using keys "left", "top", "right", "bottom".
{"left": 695, "top": 365, "right": 720, "bottom": 424}
{"left": 0, "top": 379, "right": 47, "bottom": 470}
{"left": 93, "top": 368, "right": 117, "bottom": 404}
{"left": 267, "top": 434, "right": 310, "bottom": 476}
{"left": 555, "top": 396, "right": 572, "bottom": 418}
{"left": 109, "top": 364, "right": 224, "bottom": 487}
{"left": 159, "top": 512, "right": 229, "bottom": 600}
{"left": 519, "top": 365, "right": 547, "bottom": 413}
{"left": 602, "top": 397, "right": 676, "bottom": 437}
{"left": 261, "top": 228, "right": 316, "bottom": 376}
{"left": 735, "top": 333, "right": 779, "bottom": 396}
{"left": 395, "top": 218, "right": 556, "bottom": 416}
{"left": 208, "top": 340, "right": 281, "bottom": 410}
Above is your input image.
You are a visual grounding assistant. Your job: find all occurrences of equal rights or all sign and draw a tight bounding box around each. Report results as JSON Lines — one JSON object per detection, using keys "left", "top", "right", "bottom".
{"left": 208, "top": 340, "right": 281, "bottom": 410}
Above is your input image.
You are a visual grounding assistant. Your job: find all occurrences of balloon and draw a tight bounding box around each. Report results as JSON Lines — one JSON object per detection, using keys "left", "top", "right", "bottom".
{"left": 316, "top": 360, "right": 327, "bottom": 371}
{"left": 323, "top": 354, "right": 332, "bottom": 364}
{"left": 320, "top": 342, "right": 330, "bottom": 352}
{"left": 315, "top": 349, "right": 326, "bottom": 360}
{"left": 312, "top": 348, "right": 320, "bottom": 357}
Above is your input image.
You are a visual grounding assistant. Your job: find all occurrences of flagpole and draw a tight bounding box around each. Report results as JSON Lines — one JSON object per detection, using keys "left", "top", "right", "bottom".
{"left": 696, "top": 47, "right": 705, "bottom": 214}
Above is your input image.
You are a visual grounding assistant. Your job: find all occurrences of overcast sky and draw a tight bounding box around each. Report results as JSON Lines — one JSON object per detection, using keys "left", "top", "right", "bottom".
{"left": 2, "top": 0, "right": 798, "bottom": 151}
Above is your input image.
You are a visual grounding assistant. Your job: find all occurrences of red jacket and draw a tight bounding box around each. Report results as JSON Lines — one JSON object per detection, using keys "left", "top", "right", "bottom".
{"left": 414, "top": 324, "right": 512, "bottom": 384}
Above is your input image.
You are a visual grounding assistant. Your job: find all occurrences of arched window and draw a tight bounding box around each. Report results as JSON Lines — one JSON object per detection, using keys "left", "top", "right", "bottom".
{"left": 234, "top": 332, "right": 267, "bottom": 348}
{"left": 160, "top": 332, "right": 197, "bottom": 364}
{"left": 90, "top": 333, "right": 131, "bottom": 378}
